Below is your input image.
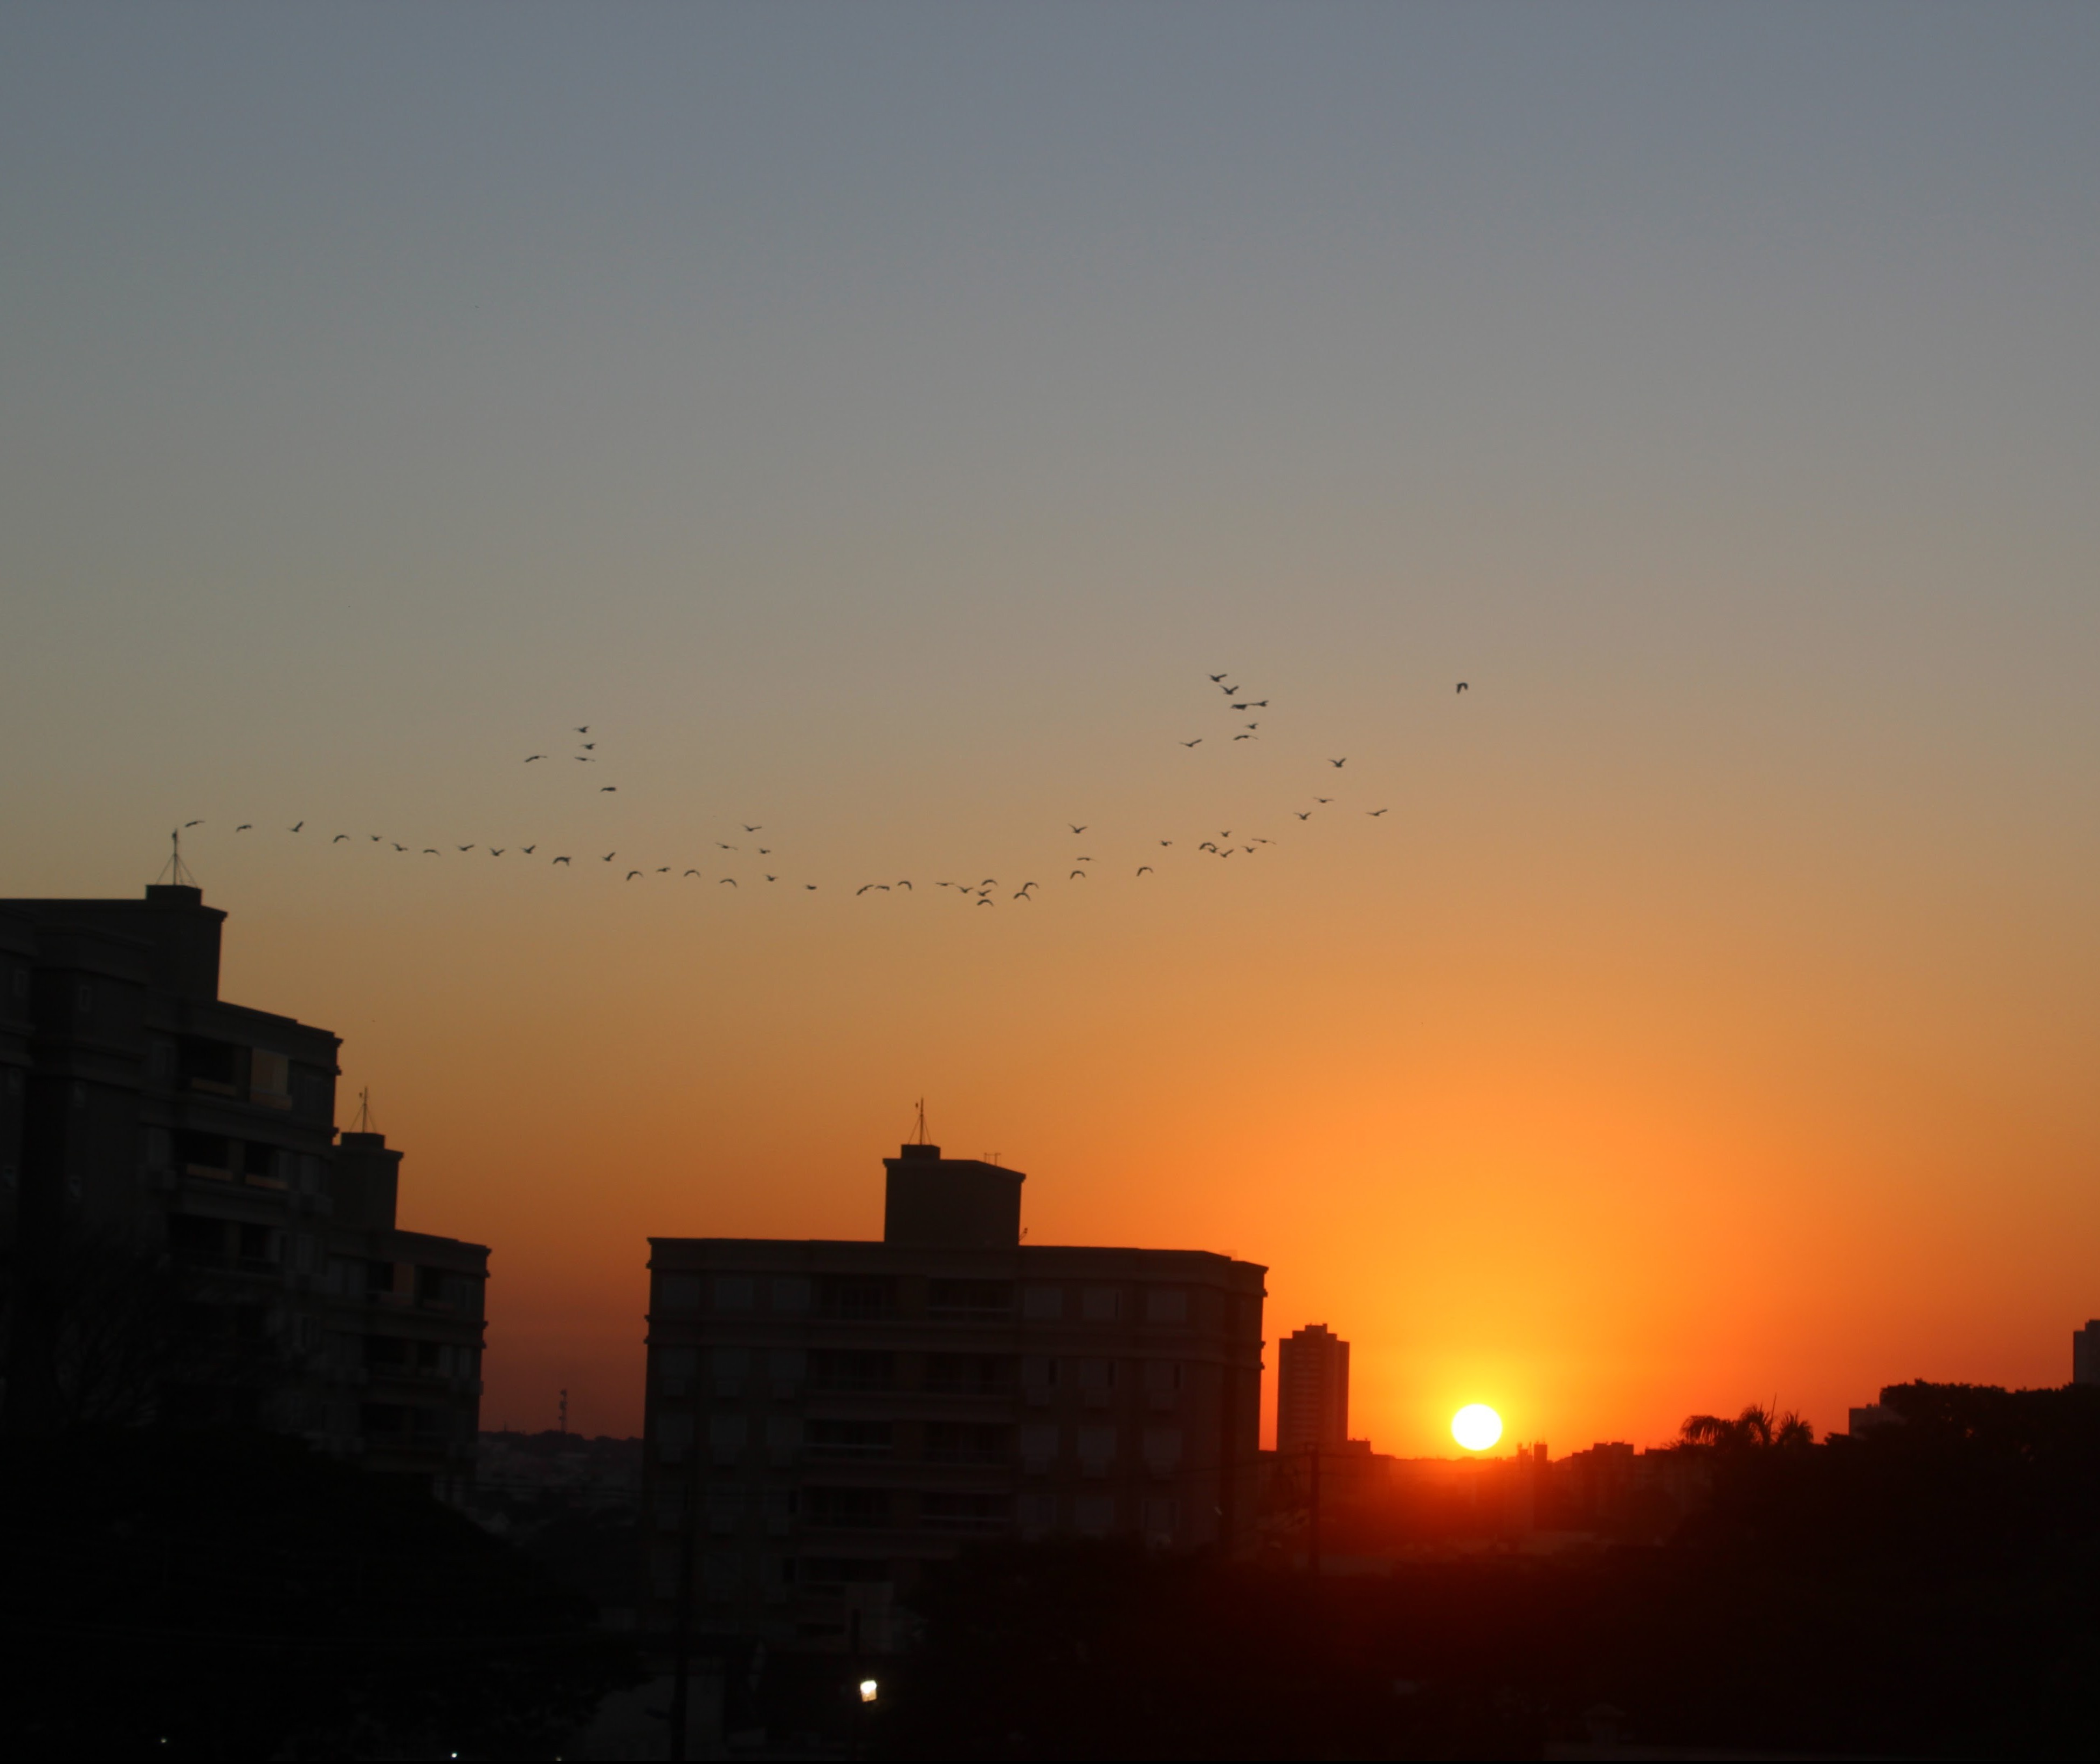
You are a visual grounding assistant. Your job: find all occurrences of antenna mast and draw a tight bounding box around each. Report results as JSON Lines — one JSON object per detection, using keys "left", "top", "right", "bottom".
{"left": 154, "top": 829, "right": 200, "bottom": 889}
{"left": 912, "top": 1097, "right": 930, "bottom": 1145}
{"left": 350, "top": 1087, "right": 376, "bottom": 1134}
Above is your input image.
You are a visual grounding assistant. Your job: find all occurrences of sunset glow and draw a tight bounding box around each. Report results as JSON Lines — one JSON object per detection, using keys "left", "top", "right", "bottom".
{"left": 1452, "top": 1405, "right": 1504, "bottom": 1452}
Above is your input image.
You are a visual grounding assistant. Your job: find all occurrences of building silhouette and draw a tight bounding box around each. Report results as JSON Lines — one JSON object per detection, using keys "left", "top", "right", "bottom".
{"left": 1276, "top": 1322, "right": 1349, "bottom": 1457}
{"left": 642, "top": 1140, "right": 1267, "bottom": 1646}
{"left": 0, "top": 882, "right": 485, "bottom": 1493}
{"left": 2075, "top": 1321, "right": 2100, "bottom": 1386}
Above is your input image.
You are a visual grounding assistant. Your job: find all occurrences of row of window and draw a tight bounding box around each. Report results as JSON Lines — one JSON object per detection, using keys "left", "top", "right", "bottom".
{"left": 156, "top": 1129, "right": 322, "bottom": 1191}
{"left": 657, "top": 1415, "right": 1186, "bottom": 1474}
{"left": 654, "top": 1273, "right": 1194, "bottom": 1325}
{"left": 657, "top": 1346, "right": 1187, "bottom": 1401}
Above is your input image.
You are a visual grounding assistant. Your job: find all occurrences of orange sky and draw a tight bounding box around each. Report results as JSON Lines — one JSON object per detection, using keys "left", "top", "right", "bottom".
{"left": 5, "top": 6, "right": 2099, "bottom": 1453}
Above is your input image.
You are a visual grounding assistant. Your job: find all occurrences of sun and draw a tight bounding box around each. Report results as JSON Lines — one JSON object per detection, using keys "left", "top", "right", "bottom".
{"left": 1451, "top": 1404, "right": 1503, "bottom": 1452}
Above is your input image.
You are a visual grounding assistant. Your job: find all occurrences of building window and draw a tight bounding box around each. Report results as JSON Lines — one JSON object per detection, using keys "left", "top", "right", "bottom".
{"left": 1144, "top": 1360, "right": 1182, "bottom": 1410}
{"left": 818, "top": 1276, "right": 894, "bottom": 1320}
{"left": 712, "top": 1347, "right": 751, "bottom": 1397}
{"left": 766, "top": 1415, "right": 802, "bottom": 1466}
{"left": 926, "top": 1355, "right": 1015, "bottom": 1397}
{"left": 1021, "top": 1355, "right": 1058, "bottom": 1404}
{"left": 1073, "top": 1494, "right": 1115, "bottom": 1537}
{"left": 655, "top": 1346, "right": 697, "bottom": 1396}
{"left": 1078, "top": 1357, "right": 1117, "bottom": 1405}
{"left": 1082, "top": 1286, "right": 1121, "bottom": 1322}
{"left": 1018, "top": 1492, "right": 1057, "bottom": 1538}
{"left": 1022, "top": 1285, "right": 1064, "bottom": 1321}
{"left": 709, "top": 1415, "right": 749, "bottom": 1466}
{"left": 807, "top": 1419, "right": 892, "bottom": 1460}
{"left": 804, "top": 1487, "right": 891, "bottom": 1531}
{"left": 1019, "top": 1424, "right": 1059, "bottom": 1474}
{"left": 249, "top": 1049, "right": 292, "bottom": 1108}
{"left": 655, "top": 1275, "right": 700, "bottom": 1312}
{"left": 768, "top": 1348, "right": 805, "bottom": 1395}
{"left": 1142, "top": 1427, "right": 1184, "bottom": 1474}
{"left": 714, "top": 1276, "right": 755, "bottom": 1312}
{"left": 701, "top": 1552, "right": 741, "bottom": 1597}
{"left": 1077, "top": 1426, "right": 1117, "bottom": 1476}
{"left": 925, "top": 1423, "right": 1010, "bottom": 1466}
{"left": 74, "top": 981, "right": 94, "bottom": 1016}
{"left": 928, "top": 1279, "right": 1013, "bottom": 1319}
{"left": 1145, "top": 1288, "right": 1188, "bottom": 1326}
{"left": 920, "top": 1491, "right": 1011, "bottom": 1533}
{"left": 180, "top": 1037, "right": 240, "bottom": 1096}
{"left": 656, "top": 1413, "right": 694, "bottom": 1463}
{"left": 705, "top": 1488, "right": 746, "bottom": 1536}
{"left": 771, "top": 1276, "right": 811, "bottom": 1313}
{"left": 1142, "top": 1497, "right": 1177, "bottom": 1547}
{"left": 800, "top": 1556, "right": 890, "bottom": 1590}
{"left": 810, "top": 1350, "right": 894, "bottom": 1393}
{"left": 243, "top": 1141, "right": 286, "bottom": 1189}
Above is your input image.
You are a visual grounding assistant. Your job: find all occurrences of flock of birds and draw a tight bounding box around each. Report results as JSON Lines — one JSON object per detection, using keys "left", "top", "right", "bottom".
{"left": 176, "top": 677, "right": 1472, "bottom": 908}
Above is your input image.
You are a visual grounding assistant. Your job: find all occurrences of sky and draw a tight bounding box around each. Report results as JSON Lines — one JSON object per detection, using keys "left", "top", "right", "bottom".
{"left": 3, "top": 2, "right": 2098, "bottom": 1453}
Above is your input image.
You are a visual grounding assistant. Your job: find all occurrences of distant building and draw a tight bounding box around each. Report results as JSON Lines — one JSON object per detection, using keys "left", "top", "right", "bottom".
{"left": 642, "top": 1140, "right": 1267, "bottom": 1647}
{"left": 1276, "top": 1322, "right": 1349, "bottom": 1457}
{"left": 0, "top": 883, "right": 486, "bottom": 1494}
{"left": 2075, "top": 1322, "right": 2100, "bottom": 1385}
{"left": 1848, "top": 1403, "right": 1904, "bottom": 1437}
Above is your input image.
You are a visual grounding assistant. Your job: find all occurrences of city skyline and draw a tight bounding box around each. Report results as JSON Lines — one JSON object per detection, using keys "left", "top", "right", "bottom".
{"left": 5, "top": 3, "right": 2099, "bottom": 1456}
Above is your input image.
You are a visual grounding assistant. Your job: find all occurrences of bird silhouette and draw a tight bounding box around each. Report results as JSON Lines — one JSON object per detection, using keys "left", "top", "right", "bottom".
{"left": 332, "top": 834, "right": 349, "bottom": 843}
{"left": 981, "top": 878, "right": 997, "bottom": 887}
{"left": 524, "top": 754, "right": 546, "bottom": 763}
{"left": 1220, "top": 830, "right": 1232, "bottom": 838}
{"left": 857, "top": 884, "right": 874, "bottom": 895}
{"left": 236, "top": 824, "right": 252, "bottom": 832}
{"left": 553, "top": 856, "right": 572, "bottom": 864}
{"left": 1244, "top": 722, "right": 1259, "bottom": 730}
{"left": 580, "top": 742, "right": 596, "bottom": 750}
{"left": 1069, "top": 825, "right": 1087, "bottom": 834}
{"left": 897, "top": 881, "right": 913, "bottom": 890}
{"left": 1368, "top": 808, "right": 1388, "bottom": 817}
{"left": 655, "top": 867, "right": 670, "bottom": 874}
{"left": 184, "top": 820, "right": 204, "bottom": 828}
{"left": 490, "top": 849, "right": 505, "bottom": 857}
{"left": 1076, "top": 856, "right": 1092, "bottom": 863}
{"left": 600, "top": 786, "right": 617, "bottom": 793}
{"left": 720, "top": 877, "right": 737, "bottom": 886}
{"left": 458, "top": 845, "right": 474, "bottom": 853}
{"left": 1316, "top": 798, "right": 1333, "bottom": 805}
{"left": 976, "top": 897, "right": 992, "bottom": 906}
{"left": 766, "top": 874, "right": 777, "bottom": 882}
{"left": 718, "top": 843, "right": 737, "bottom": 851}
{"left": 603, "top": 853, "right": 616, "bottom": 862}
{"left": 575, "top": 756, "right": 594, "bottom": 761}
{"left": 1020, "top": 881, "right": 1039, "bottom": 891}
{"left": 391, "top": 843, "right": 406, "bottom": 853}
{"left": 1243, "top": 700, "right": 1268, "bottom": 709}
{"left": 743, "top": 825, "right": 762, "bottom": 833}
{"left": 1137, "top": 866, "right": 1153, "bottom": 876}
{"left": 1013, "top": 890, "right": 1031, "bottom": 900}
{"left": 1233, "top": 734, "right": 1253, "bottom": 742}
{"left": 1070, "top": 870, "right": 1086, "bottom": 880}
{"left": 804, "top": 884, "right": 816, "bottom": 890}
{"left": 1209, "top": 673, "right": 1229, "bottom": 682}
{"left": 684, "top": 869, "right": 701, "bottom": 878}
{"left": 1296, "top": 811, "right": 1312, "bottom": 820}
{"left": 1223, "top": 685, "right": 1241, "bottom": 696}
{"left": 1181, "top": 738, "right": 1202, "bottom": 747}
{"left": 758, "top": 847, "right": 771, "bottom": 855}
{"left": 626, "top": 871, "right": 642, "bottom": 881}
{"left": 1456, "top": 682, "right": 1468, "bottom": 693}
{"left": 370, "top": 835, "right": 381, "bottom": 842}
{"left": 424, "top": 848, "right": 439, "bottom": 855}
{"left": 1330, "top": 758, "right": 1347, "bottom": 767}
{"left": 289, "top": 822, "right": 303, "bottom": 832}
{"left": 1200, "top": 842, "right": 1218, "bottom": 852}
{"left": 522, "top": 845, "right": 536, "bottom": 854}
{"left": 575, "top": 726, "right": 590, "bottom": 734}
{"left": 1160, "top": 841, "right": 1173, "bottom": 847}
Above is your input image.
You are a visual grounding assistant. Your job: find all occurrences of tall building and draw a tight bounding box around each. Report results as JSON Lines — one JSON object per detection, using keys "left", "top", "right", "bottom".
{"left": 0, "top": 882, "right": 486, "bottom": 1493}
{"left": 1276, "top": 1322, "right": 1349, "bottom": 1457}
{"left": 2075, "top": 1321, "right": 2100, "bottom": 1385}
{"left": 642, "top": 1140, "right": 1268, "bottom": 1646}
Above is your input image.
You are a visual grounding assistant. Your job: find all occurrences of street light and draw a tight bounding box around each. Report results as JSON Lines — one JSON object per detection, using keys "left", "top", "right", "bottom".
{"left": 859, "top": 1679, "right": 879, "bottom": 1704}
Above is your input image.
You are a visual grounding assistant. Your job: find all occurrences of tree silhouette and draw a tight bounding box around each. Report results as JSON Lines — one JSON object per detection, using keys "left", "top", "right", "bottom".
{"left": 1680, "top": 1402, "right": 1815, "bottom": 1451}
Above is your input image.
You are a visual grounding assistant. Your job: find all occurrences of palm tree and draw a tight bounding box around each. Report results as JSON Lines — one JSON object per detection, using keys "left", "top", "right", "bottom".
{"left": 1680, "top": 1402, "right": 1815, "bottom": 1450}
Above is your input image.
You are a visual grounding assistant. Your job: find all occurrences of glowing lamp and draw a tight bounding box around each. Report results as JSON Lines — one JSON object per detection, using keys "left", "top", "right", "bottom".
{"left": 1452, "top": 1404, "right": 1503, "bottom": 1452}
{"left": 859, "top": 1679, "right": 879, "bottom": 1704}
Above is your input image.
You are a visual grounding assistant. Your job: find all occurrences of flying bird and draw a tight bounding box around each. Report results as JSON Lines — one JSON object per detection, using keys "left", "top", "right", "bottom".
{"left": 1075, "top": 856, "right": 1092, "bottom": 863}
{"left": 1233, "top": 733, "right": 1253, "bottom": 741}
{"left": 521, "top": 845, "right": 536, "bottom": 854}
{"left": 1020, "top": 881, "right": 1039, "bottom": 891}
{"left": 857, "top": 884, "right": 875, "bottom": 895}
{"left": 743, "top": 825, "right": 762, "bottom": 833}
{"left": 458, "top": 845, "right": 474, "bottom": 853}
{"left": 1316, "top": 798, "right": 1333, "bottom": 805}
{"left": 1181, "top": 738, "right": 1202, "bottom": 747}
{"left": 656, "top": 867, "right": 670, "bottom": 874}
{"left": 1296, "top": 812, "right": 1312, "bottom": 820}
{"left": 184, "top": 820, "right": 204, "bottom": 828}
{"left": 602, "top": 853, "right": 616, "bottom": 862}
{"left": 289, "top": 822, "right": 303, "bottom": 832}
{"left": 236, "top": 824, "right": 252, "bottom": 832}
{"left": 976, "top": 897, "right": 992, "bottom": 907}
{"left": 1209, "top": 673, "right": 1229, "bottom": 682}
{"left": 1137, "top": 866, "right": 1153, "bottom": 876}
{"left": 1368, "top": 808, "right": 1388, "bottom": 817}
{"left": 1199, "top": 842, "right": 1218, "bottom": 853}
{"left": 553, "top": 856, "right": 572, "bottom": 864}
{"left": 897, "top": 881, "right": 912, "bottom": 890}
{"left": 1159, "top": 841, "right": 1172, "bottom": 847}
{"left": 575, "top": 726, "right": 590, "bottom": 734}
{"left": 490, "top": 849, "right": 505, "bottom": 857}
{"left": 1456, "top": 682, "right": 1468, "bottom": 693}
{"left": 757, "top": 847, "right": 771, "bottom": 855}
{"left": 766, "top": 875, "right": 777, "bottom": 882}
{"left": 332, "top": 834, "right": 349, "bottom": 843}
{"left": 524, "top": 754, "right": 546, "bottom": 763}
{"left": 1330, "top": 758, "right": 1347, "bottom": 768}
{"left": 804, "top": 884, "right": 816, "bottom": 890}
{"left": 719, "top": 877, "right": 737, "bottom": 886}
{"left": 575, "top": 756, "right": 594, "bottom": 761}
{"left": 580, "top": 742, "right": 596, "bottom": 750}
{"left": 600, "top": 786, "right": 617, "bottom": 793}
{"left": 391, "top": 843, "right": 406, "bottom": 853}
{"left": 1070, "top": 870, "right": 1086, "bottom": 880}
{"left": 1222, "top": 685, "right": 1241, "bottom": 696}
{"left": 626, "top": 871, "right": 642, "bottom": 881}
{"left": 369, "top": 835, "right": 381, "bottom": 842}
{"left": 684, "top": 869, "right": 700, "bottom": 877}
{"left": 1243, "top": 700, "right": 1268, "bottom": 709}
{"left": 1069, "top": 825, "right": 1087, "bottom": 834}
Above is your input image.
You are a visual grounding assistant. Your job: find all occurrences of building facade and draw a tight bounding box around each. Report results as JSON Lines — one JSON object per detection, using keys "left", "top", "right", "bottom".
{"left": 0, "top": 883, "right": 486, "bottom": 1493}
{"left": 1276, "top": 1322, "right": 1349, "bottom": 1458}
{"left": 2075, "top": 1321, "right": 2100, "bottom": 1386}
{"left": 642, "top": 1141, "right": 1267, "bottom": 1647}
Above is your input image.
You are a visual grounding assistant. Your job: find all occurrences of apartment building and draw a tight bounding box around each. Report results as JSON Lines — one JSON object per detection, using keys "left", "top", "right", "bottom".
{"left": 0, "top": 883, "right": 486, "bottom": 1494}
{"left": 1276, "top": 1322, "right": 1350, "bottom": 1457}
{"left": 643, "top": 1140, "right": 1267, "bottom": 1646}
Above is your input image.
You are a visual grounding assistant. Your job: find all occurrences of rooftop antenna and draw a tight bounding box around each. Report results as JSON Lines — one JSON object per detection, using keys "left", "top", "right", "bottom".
{"left": 911, "top": 1097, "right": 930, "bottom": 1145}
{"left": 153, "top": 829, "right": 200, "bottom": 889}
{"left": 350, "top": 1087, "right": 377, "bottom": 1134}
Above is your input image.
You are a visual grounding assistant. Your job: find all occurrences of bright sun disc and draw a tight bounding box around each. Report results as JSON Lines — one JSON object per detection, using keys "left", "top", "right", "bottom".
{"left": 1452, "top": 1404, "right": 1503, "bottom": 1451}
